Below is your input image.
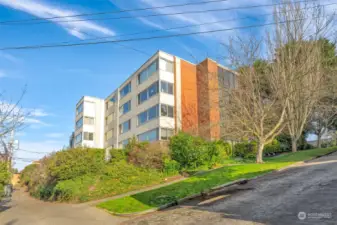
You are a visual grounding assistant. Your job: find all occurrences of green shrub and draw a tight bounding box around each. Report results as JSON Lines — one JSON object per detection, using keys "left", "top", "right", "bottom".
{"left": 264, "top": 139, "right": 281, "bottom": 154}
{"left": 47, "top": 148, "right": 105, "bottom": 180}
{"left": 127, "top": 141, "right": 169, "bottom": 170}
{"left": 233, "top": 141, "right": 258, "bottom": 159}
{"left": 276, "top": 134, "right": 292, "bottom": 152}
{"left": 163, "top": 159, "right": 180, "bottom": 175}
{"left": 0, "top": 162, "right": 10, "bottom": 198}
{"left": 169, "top": 132, "right": 209, "bottom": 169}
{"left": 110, "top": 149, "right": 127, "bottom": 162}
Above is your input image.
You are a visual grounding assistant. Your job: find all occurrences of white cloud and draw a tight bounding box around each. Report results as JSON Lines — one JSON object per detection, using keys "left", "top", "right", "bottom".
{"left": 29, "top": 108, "right": 50, "bottom": 117}
{"left": 0, "top": 51, "right": 20, "bottom": 63}
{"left": 111, "top": 0, "right": 272, "bottom": 43}
{"left": 0, "top": 0, "right": 115, "bottom": 39}
{"left": 25, "top": 118, "right": 50, "bottom": 126}
{"left": 45, "top": 133, "right": 64, "bottom": 138}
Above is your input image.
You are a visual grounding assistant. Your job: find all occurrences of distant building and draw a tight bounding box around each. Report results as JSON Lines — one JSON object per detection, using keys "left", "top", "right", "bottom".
{"left": 73, "top": 96, "right": 105, "bottom": 148}
{"left": 72, "top": 50, "right": 236, "bottom": 149}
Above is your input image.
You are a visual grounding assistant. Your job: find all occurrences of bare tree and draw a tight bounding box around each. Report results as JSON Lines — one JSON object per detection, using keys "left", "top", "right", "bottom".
{"left": 216, "top": 37, "right": 289, "bottom": 163}
{"left": 271, "top": 0, "right": 334, "bottom": 152}
{"left": 308, "top": 99, "right": 337, "bottom": 148}
{"left": 0, "top": 89, "right": 27, "bottom": 163}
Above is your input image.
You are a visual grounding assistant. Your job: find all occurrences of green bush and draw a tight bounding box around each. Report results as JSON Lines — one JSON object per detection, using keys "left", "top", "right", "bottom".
{"left": 0, "top": 162, "right": 10, "bottom": 198}
{"left": 110, "top": 148, "right": 127, "bottom": 162}
{"left": 47, "top": 148, "right": 105, "bottom": 180}
{"left": 233, "top": 141, "right": 258, "bottom": 159}
{"left": 163, "top": 159, "right": 180, "bottom": 175}
{"left": 169, "top": 132, "right": 209, "bottom": 169}
{"left": 264, "top": 139, "right": 281, "bottom": 154}
{"left": 169, "top": 132, "right": 232, "bottom": 169}
{"left": 127, "top": 140, "right": 169, "bottom": 170}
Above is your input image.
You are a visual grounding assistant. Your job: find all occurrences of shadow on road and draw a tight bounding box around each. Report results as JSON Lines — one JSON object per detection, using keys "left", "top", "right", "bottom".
{"left": 171, "top": 158, "right": 337, "bottom": 225}
{"left": 0, "top": 198, "right": 12, "bottom": 213}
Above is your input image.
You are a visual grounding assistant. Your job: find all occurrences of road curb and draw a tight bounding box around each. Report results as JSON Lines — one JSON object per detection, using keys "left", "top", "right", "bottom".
{"left": 110, "top": 148, "right": 337, "bottom": 217}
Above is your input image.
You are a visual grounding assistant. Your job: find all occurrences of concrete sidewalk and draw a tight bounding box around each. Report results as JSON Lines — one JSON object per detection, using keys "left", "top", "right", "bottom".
{"left": 0, "top": 189, "right": 126, "bottom": 225}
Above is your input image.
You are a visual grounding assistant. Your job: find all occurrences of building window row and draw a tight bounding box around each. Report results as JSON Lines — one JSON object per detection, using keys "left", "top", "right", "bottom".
{"left": 119, "top": 100, "right": 131, "bottom": 116}
{"left": 105, "top": 130, "right": 113, "bottom": 141}
{"left": 161, "top": 128, "right": 174, "bottom": 140}
{"left": 75, "top": 133, "right": 82, "bottom": 144}
{"left": 161, "top": 81, "right": 174, "bottom": 95}
{"left": 138, "top": 81, "right": 159, "bottom": 105}
{"left": 138, "top": 128, "right": 159, "bottom": 142}
{"left": 138, "top": 59, "right": 158, "bottom": 85}
{"left": 119, "top": 119, "right": 131, "bottom": 134}
{"left": 161, "top": 104, "right": 174, "bottom": 118}
{"left": 159, "top": 58, "right": 174, "bottom": 73}
{"left": 138, "top": 105, "right": 159, "bottom": 126}
{"left": 76, "top": 117, "right": 83, "bottom": 129}
{"left": 76, "top": 102, "right": 83, "bottom": 115}
{"left": 83, "top": 132, "right": 94, "bottom": 141}
{"left": 84, "top": 116, "right": 94, "bottom": 125}
{"left": 120, "top": 81, "right": 131, "bottom": 99}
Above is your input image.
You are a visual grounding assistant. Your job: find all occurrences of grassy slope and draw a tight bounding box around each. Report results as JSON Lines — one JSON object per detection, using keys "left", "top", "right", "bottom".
{"left": 97, "top": 147, "right": 337, "bottom": 214}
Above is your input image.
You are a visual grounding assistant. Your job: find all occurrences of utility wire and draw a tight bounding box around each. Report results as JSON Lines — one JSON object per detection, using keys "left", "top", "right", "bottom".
{"left": 0, "top": 15, "right": 334, "bottom": 51}
{"left": 0, "top": 0, "right": 320, "bottom": 26}
{"left": 39, "top": 2, "right": 337, "bottom": 46}
{"left": 78, "top": 29, "right": 151, "bottom": 56}
{"left": 15, "top": 149, "right": 53, "bottom": 154}
{"left": 0, "top": 0, "right": 229, "bottom": 24}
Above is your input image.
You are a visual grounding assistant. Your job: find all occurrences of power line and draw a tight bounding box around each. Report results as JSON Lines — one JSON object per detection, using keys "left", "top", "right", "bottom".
{"left": 0, "top": 0, "right": 320, "bottom": 26}
{"left": 39, "top": 2, "right": 337, "bottom": 46}
{"left": 0, "top": 0, "right": 229, "bottom": 24}
{"left": 15, "top": 149, "right": 52, "bottom": 154}
{"left": 77, "top": 29, "right": 151, "bottom": 56}
{"left": 0, "top": 15, "right": 333, "bottom": 51}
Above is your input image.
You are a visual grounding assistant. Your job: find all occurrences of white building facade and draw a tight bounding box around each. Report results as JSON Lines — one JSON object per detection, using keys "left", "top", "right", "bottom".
{"left": 105, "top": 51, "right": 177, "bottom": 149}
{"left": 74, "top": 96, "right": 105, "bottom": 148}
{"left": 73, "top": 50, "right": 236, "bottom": 149}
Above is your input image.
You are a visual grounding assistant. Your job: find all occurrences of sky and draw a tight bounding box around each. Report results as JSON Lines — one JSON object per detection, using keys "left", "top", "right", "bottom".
{"left": 0, "top": 0, "right": 336, "bottom": 170}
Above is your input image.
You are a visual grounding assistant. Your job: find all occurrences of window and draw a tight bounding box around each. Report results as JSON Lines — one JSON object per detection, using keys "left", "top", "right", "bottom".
{"left": 75, "top": 133, "right": 82, "bottom": 144}
{"left": 160, "top": 58, "right": 174, "bottom": 72}
{"left": 218, "top": 67, "right": 236, "bottom": 88}
{"left": 120, "top": 82, "right": 131, "bottom": 98}
{"left": 137, "top": 81, "right": 159, "bottom": 104}
{"left": 138, "top": 128, "right": 159, "bottom": 142}
{"left": 84, "top": 116, "right": 94, "bottom": 125}
{"left": 161, "top": 128, "right": 174, "bottom": 140}
{"left": 137, "top": 105, "right": 159, "bottom": 126}
{"left": 138, "top": 60, "right": 158, "bottom": 85}
{"left": 119, "top": 120, "right": 131, "bottom": 134}
{"left": 106, "top": 114, "right": 113, "bottom": 125}
{"left": 160, "top": 81, "right": 173, "bottom": 94}
{"left": 119, "top": 100, "right": 131, "bottom": 115}
{"left": 76, "top": 103, "right": 83, "bottom": 115}
{"left": 83, "top": 132, "right": 94, "bottom": 141}
{"left": 76, "top": 117, "right": 83, "bottom": 129}
{"left": 161, "top": 104, "right": 174, "bottom": 118}
{"left": 105, "top": 130, "right": 113, "bottom": 141}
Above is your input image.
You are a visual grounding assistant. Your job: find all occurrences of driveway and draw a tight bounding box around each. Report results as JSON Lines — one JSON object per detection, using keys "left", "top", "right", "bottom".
{"left": 0, "top": 189, "right": 126, "bottom": 225}
{"left": 124, "top": 152, "right": 337, "bottom": 225}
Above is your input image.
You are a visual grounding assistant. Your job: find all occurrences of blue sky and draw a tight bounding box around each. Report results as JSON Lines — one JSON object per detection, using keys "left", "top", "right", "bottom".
{"left": 0, "top": 0, "right": 335, "bottom": 170}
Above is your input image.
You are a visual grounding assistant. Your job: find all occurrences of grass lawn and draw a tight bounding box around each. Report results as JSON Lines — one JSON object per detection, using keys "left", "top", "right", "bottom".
{"left": 97, "top": 147, "right": 337, "bottom": 214}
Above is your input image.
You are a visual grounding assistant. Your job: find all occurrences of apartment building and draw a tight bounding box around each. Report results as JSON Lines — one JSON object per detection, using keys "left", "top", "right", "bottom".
{"left": 74, "top": 96, "right": 105, "bottom": 148}
{"left": 73, "top": 50, "right": 236, "bottom": 149}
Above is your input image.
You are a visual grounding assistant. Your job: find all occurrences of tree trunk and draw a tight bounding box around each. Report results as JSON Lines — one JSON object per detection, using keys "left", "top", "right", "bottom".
{"left": 317, "top": 134, "right": 322, "bottom": 148}
{"left": 256, "top": 142, "right": 264, "bottom": 163}
{"left": 292, "top": 138, "right": 297, "bottom": 152}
